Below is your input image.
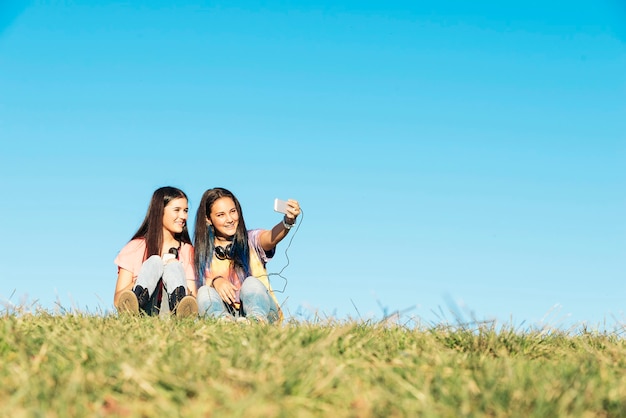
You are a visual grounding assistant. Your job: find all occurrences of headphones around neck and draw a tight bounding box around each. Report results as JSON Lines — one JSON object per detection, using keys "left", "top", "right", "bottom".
{"left": 214, "top": 243, "right": 233, "bottom": 260}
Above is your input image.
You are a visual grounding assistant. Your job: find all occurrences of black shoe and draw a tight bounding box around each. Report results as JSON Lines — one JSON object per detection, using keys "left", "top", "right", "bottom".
{"left": 168, "top": 286, "right": 187, "bottom": 312}
{"left": 133, "top": 285, "right": 150, "bottom": 310}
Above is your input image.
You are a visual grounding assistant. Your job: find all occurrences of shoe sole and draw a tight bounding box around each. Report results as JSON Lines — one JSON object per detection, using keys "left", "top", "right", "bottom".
{"left": 175, "top": 296, "right": 198, "bottom": 318}
{"left": 117, "top": 289, "right": 139, "bottom": 314}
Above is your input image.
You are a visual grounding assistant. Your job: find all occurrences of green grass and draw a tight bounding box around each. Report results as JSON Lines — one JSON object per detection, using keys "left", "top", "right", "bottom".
{"left": 2, "top": 309, "right": 626, "bottom": 417}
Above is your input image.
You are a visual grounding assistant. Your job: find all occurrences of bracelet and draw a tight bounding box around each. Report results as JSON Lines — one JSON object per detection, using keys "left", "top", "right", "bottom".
{"left": 211, "top": 276, "right": 223, "bottom": 287}
{"left": 282, "top": 216, "right": 294, "bottom": 230}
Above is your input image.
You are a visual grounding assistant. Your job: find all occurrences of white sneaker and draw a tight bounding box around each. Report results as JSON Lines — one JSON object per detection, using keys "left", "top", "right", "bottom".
{"left": 217, "top": 315, "right": 235, "bottom": 323}
{"left": 247, "top": 315, "right": 267, "bottom": 324}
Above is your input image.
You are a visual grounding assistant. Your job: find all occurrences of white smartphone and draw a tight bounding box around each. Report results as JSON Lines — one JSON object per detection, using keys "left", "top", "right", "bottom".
{"left": 274, "top": 198, "right": 289, "bottom": 214}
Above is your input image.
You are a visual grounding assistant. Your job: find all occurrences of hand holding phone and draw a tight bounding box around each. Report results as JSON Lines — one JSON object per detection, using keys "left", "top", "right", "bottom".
{"left": 274, "top": 198, "right": 289, "bottom": 214}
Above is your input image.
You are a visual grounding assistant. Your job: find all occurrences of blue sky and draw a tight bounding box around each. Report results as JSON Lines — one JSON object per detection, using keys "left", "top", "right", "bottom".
{"left": 1, "top": 0, "right": 624, "bottom": 329}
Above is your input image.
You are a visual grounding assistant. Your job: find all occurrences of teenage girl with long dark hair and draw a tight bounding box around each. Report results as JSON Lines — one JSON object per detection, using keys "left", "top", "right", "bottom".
{"left": 114, "top": 186, "right": 198, "bottom": 317}
{"left": 194, "top": 187, "right": 300, "bottom": 323}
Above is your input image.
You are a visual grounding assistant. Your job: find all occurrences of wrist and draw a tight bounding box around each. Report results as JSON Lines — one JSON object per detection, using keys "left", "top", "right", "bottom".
{"left": 211, "top": 276, "right": 223, "bottom": 287}
{"left": 282, "top": 215, "right": 295, "bottom": 230}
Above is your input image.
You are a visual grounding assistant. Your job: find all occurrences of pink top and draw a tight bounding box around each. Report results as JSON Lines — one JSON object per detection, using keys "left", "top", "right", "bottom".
{"left": 114, "top": 238, "right": 195, "bottom": 285}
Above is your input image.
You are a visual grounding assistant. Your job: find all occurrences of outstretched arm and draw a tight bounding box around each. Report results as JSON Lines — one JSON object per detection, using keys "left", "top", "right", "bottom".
{"left": 259, "top": 199, "right": 301, "bottom": 252}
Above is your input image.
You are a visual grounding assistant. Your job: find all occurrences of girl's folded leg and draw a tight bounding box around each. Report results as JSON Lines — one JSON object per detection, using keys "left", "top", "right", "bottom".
{"left": 197, "top": 285, "right": 231, "bottom": 319}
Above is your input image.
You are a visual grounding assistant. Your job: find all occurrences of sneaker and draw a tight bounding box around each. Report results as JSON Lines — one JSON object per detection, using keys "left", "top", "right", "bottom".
{"left": 237, "top": 315, "right": 267, "bottom": 324}
{"left": 175, "top": 295, "right": 198, "bottom": 318}
{"left": 117, "top": 289, "right": 139, "bottom": 314}
{"left": 247, "top": 315, "right": 268, "bottom": 324}
{"left": 217, "top": 315, "right": 235, "bottom": 323}
{"left": 168, "top": 286, "right": 187, "bottom": 312}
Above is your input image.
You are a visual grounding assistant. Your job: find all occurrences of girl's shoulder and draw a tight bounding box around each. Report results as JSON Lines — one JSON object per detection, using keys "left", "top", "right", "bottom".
{"left": 247, "top": 229, "right": 263, "bottom": 240}
{"left": 115, "top": 238, "right": 146, "bottom": 266}
{"left": 120, "top": 238, "right": 146, "bottom": 253}
{"left": 246, "top": 229, "right": 266, "bottom": 251}
{"left": 180, "top": 241, "right": 194, "bottom": 256}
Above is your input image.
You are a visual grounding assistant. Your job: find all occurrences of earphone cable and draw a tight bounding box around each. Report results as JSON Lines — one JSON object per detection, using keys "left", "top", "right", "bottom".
{"left": 261, "top": 208, "right": 303, "bottom": 293}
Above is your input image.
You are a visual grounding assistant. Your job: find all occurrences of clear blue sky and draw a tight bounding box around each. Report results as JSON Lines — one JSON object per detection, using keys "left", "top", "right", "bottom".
{"left": 1, "top": 0, "right": 624, "bottom": 329}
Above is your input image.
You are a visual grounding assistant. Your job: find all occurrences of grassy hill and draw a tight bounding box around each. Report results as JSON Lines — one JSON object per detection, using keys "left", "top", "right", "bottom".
{"left": 2, "top": 311, "right": 625, "bottom": 417}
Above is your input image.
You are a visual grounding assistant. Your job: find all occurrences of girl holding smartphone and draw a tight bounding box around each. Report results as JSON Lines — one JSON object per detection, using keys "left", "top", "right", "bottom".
{"left": 193, "top": 187, "right": 300, "bottom": 323}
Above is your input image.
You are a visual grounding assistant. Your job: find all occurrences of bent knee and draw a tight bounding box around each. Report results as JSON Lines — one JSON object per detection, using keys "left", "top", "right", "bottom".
{"left": 241, "top": 276, "right": 266, "bottom": 292}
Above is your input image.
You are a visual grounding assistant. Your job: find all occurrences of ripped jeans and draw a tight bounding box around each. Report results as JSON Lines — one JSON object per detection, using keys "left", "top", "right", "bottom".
{"left": 197, "top": 276, "right": 279, "bottom": 323}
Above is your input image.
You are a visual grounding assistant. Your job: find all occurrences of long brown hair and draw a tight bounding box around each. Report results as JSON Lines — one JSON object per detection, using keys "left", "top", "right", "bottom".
{"left": 131, "top": 186, "right": 191, "bottom": 261}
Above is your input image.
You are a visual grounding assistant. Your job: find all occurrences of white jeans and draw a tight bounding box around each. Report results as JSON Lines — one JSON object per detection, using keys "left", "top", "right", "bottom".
{"left": 134, "top": 255, "right": 187, "bottom": 297}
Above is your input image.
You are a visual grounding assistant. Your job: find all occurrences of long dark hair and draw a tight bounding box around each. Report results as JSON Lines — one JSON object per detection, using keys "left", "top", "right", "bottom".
{"left": 131, "top": 186, "right": 191, "bottom": 261}
{"left": 194, "top": 187, "right": 250, "bottom": 286}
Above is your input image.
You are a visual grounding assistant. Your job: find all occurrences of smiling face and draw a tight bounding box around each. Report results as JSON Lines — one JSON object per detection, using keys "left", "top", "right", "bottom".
{"left": 162, "top": 197, "right": 189, "bottom": 237}
{"left": 207, "top": 196, "right": 239, "bottom": 240}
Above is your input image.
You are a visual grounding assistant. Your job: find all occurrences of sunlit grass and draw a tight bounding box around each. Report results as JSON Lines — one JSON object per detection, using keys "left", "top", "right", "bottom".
{"left": 2, "top": 304, "right": 626, "bottom": 417}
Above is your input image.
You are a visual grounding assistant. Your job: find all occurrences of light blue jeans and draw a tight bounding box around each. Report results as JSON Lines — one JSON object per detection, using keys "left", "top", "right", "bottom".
{"left": 197, "top": 276, "right": 279, "bottom": 323}
{"left": 135, "top": 255, "right": 187, "bottom": 297}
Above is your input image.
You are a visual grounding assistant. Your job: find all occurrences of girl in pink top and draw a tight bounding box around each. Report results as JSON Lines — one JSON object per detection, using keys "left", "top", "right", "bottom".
{"left": 114, "top": 186, "right": 198, "bottom": 317}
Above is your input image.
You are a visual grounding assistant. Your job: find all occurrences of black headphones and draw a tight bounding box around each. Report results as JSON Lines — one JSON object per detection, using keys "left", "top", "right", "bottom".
{"left": 214, "top": 244, "right": 233, "bottom": 260}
